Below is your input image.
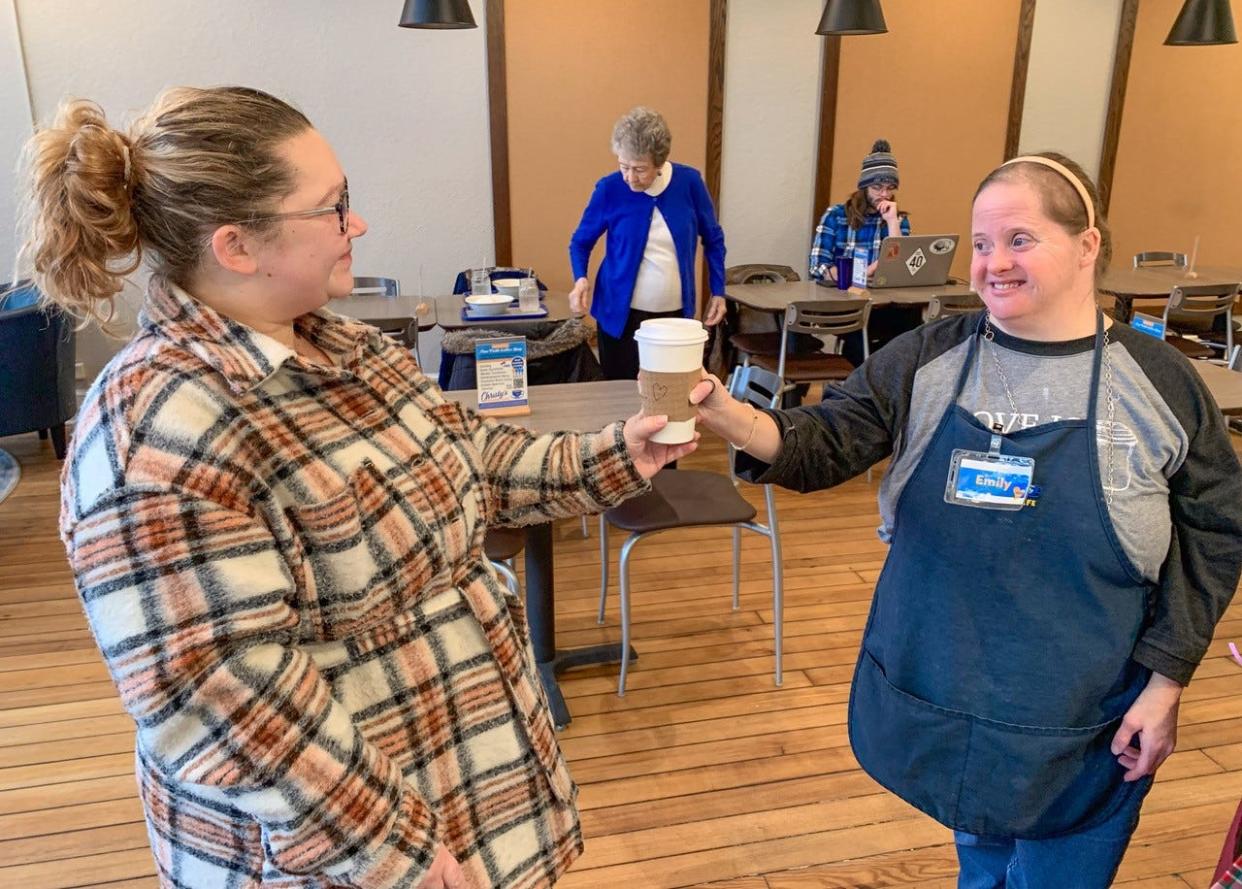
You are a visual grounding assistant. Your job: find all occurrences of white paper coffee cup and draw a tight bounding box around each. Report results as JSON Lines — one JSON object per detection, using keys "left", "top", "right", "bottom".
{"left": 634, "top": 318, "right": 708, "bottom": 444}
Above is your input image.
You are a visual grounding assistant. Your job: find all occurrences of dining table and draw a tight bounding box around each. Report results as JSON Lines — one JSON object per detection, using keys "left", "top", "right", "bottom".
{"left": 333, "top": 291, "right": 438, "bottom": 331}
{"left": 448, "top": 379, "right": 641, "bottom": 729}
{"left": 1098, "top": 265, "right": 1242, "bottom": 322}
{"left": 1193, "top": 360, "right": 1242, "bottom": 415}
{"left": 331, "top": 291, "right": 438, "bottom": 364}
{"left": 725, "top": 278, "right": 974, "bottom": 313}
{"left": 434, "top": 291, "right": 575, "bottom": 329}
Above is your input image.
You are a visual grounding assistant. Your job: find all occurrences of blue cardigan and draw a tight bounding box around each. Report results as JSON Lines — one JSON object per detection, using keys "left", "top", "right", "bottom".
{"left": 569, "top": 163, "right": 726, "bottom": 339}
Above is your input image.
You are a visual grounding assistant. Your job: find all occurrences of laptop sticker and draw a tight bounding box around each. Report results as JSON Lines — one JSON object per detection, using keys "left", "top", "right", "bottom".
{"left": 905, "top": 248, "right": 927, "bottom": 276}
{"left": 930, "top": 237, "right": 956, "bottom": 255}
{"left": 885, "top": 243, "right": 901, "bottom": 260}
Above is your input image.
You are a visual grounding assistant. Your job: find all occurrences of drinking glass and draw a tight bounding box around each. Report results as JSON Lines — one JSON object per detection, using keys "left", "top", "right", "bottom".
{"left": 518, "top": 277, "right": 540, "bottom": 313}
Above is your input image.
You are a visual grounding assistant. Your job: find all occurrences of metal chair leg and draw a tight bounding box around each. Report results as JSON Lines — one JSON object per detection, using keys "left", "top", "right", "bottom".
{"left": 489, "top": 559, "right": 520, "bottom": 596}
{"left": 766, "top": 487, "right": 785, "bottom": 687}
{"left": 617, "top": 534, "right": 640, "bottom": 697}
{"left": 731, "top": 526, "right": 742, "bottom": 610}
{"left": 581, "top": 515, "right": 590, "bottom": 538}
{"left": 596, "top": 514, "right": 609, "bottom": 625}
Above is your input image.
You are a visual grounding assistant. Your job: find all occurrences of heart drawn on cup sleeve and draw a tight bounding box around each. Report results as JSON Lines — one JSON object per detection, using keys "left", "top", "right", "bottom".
{"left": 652, "top": 382, "right": 669, "bottom": 401}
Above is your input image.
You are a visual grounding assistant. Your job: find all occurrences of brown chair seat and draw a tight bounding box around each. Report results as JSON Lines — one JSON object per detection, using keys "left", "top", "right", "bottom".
{"left": 604, "top": 470, "right": 756, "bottom": 534}
{"left": 598, "top": 366, "right": 785, "bottom": 697}
{"left": 729, "top": 331, "right": 783, "bottom": 357}
{"left": 484, "top": 526, "right": 525, "bottom": 561}
{"left": 1166, "top": 335, "right": 1217, "bottom": 360}
{"left": 750, "top": 350, "right": 854, "bottom": 382}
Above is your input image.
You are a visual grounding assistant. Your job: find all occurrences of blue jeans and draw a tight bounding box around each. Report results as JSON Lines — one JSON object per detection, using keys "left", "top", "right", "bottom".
{"left": 955, "top": 777, "right": 1152, "bottom": 889}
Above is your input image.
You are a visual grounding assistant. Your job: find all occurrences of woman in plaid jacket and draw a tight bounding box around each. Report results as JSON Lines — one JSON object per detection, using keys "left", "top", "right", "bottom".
{"left": 17, "top": 87, "right": 696, "bottom": 889}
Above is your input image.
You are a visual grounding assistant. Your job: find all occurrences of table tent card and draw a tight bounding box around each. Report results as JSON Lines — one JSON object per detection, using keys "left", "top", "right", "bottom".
{"left": 475, "top": 336, "right": 530, "bottom": 416}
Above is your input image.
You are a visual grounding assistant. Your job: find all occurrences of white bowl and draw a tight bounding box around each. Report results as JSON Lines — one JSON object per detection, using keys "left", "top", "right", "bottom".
{"left": 491, "top": 278, "right": 524, "bottom": 297}
{"left": 464, "top": 294, "right": 512, "bottom": 316}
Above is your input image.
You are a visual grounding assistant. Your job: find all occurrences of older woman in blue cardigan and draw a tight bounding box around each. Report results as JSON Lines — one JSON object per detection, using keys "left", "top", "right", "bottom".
{"left": 568, "top": 107, "right": 727, "bottom": 380}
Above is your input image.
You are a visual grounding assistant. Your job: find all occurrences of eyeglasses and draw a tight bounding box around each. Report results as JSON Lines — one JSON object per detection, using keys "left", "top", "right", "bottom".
{"left": 242, "top": 180, "right": 350, "bottom": 234}
{"left": 867, "top": 182, "right": 897, "bottom": 193}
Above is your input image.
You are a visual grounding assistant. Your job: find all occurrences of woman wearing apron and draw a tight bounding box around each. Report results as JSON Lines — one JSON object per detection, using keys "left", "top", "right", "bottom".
{"left": 694, "top": 152, "right": 1242, "bottom": 887}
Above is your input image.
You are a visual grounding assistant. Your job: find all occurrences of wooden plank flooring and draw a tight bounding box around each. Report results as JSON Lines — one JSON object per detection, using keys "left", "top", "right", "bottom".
{"left": 1, "top": 427, "right": 1240, "bottom": 888}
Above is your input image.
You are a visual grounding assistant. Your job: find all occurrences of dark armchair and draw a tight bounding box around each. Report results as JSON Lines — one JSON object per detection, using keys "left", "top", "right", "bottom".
{"left": 0, "top": 281, "right": 77, "bottom": 459}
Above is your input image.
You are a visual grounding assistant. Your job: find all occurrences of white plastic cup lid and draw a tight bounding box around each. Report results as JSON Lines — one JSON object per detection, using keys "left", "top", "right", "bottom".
{"left": 633, "top": 318, "right": 708, "bottom": 346}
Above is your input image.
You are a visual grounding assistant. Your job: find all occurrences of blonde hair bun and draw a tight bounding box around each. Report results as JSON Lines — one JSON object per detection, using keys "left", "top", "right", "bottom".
{"left": 19, "top": 99, "right": 140, "bottom": 325}
{"left": 16, "top": 86, "right": 313, "bottom": 328}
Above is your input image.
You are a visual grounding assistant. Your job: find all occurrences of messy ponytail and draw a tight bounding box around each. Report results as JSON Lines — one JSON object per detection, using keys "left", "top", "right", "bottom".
{"left": 17, "top": 100, "right": 140, "bottom": 327}
{"left": 16, "top": 86, "right": 313, "bottom": 329}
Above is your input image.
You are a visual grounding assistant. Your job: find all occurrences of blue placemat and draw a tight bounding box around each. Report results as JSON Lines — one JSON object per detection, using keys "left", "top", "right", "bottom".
{"left": 462, "top": 305, "right": 549, "bottom": 321}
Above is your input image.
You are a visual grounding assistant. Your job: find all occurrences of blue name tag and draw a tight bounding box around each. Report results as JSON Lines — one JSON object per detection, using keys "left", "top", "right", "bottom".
{"left": 852, "top": 247, "right": 870, "bottom": 289}
{"left": 1131, "top": 312, "right": 1166, "bottom": 339}
{"left": 945, "top": 450, "right": 1035, "bottom": 511}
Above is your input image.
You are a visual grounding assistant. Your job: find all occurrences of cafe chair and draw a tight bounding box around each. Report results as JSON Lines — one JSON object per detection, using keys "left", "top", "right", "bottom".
{"left": 440, "top": 319, "right": 602, "bottom": 390}
{"left": 352, "top": 276, "right": 400, "bottom": 297}
{"left": 350, "top": 275, "right": 422, "bottom": 363}
{"left": 1160, "top": 283, "right": 1239, "bottom": 360}
{"left": 0, "top": 280, "right": 77, "bottom": 460}
{"left": 749, "top": 299, "right": 872, "bottom": 396}
{"left": 484, "top": 526, "right": 525, "bottom": 595}
{"left": 725, "top": 264, "right": 802, "bottom": 369}
{"left": 1133, "top": 251, "right": 1187, "bottom": 269}
{"left": 926, "top": 292, "right": 984, "bottom": 321}
{"left": 597, "top": 365, "right": 785, "bottom": 696}
{"left": 452, "top": 267, "right": 548, "bottom": 294}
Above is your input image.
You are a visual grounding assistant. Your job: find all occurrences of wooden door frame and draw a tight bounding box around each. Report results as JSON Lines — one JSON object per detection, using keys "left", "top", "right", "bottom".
{"left": 812, "top": 0, "right": 1037, "bottom": 226}
{"left": 1097, "top": 0, "right": 1139, "bottom": 216}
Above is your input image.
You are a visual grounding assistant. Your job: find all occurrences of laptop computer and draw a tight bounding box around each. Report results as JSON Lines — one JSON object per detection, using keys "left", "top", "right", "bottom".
{"left": 870, "top": 234, "right": 959, "bottom": 288}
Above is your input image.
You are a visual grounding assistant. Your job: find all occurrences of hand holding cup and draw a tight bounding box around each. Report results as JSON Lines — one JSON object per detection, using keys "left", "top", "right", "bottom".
{"left": 621, "top": 413, "right": 700, "bottom": 478}
{"left": 635, "top": 319, "right": 709, "bottom": 445}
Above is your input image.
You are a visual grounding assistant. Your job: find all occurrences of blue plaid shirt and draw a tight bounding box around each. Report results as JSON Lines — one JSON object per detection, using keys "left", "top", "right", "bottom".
{"left": 808, "top": 203, "right": 910, "bottom": 281}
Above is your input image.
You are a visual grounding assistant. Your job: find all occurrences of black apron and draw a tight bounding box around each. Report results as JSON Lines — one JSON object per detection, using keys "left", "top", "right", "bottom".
{"left": 849, "top": 314, "right": 1153, "bottom": 838}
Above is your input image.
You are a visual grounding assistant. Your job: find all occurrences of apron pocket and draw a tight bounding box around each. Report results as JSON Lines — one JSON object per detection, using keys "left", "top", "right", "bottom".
{"left": 849, "top": 648, "right": 972, "bottom": 828}
{"left": 850, "top": 648, "right": 1130, "bottom": 840}
{"left": 959, "top": 711, "right": 1128, "bottom": 839}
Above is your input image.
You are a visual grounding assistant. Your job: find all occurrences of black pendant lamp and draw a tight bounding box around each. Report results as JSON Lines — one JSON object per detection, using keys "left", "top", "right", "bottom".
{"left": 399, "top": 0, "right": 477, "bottom": 30}
{"left": 1165, "top": 0, "right": 1237, "bottom": 45}
{"left": 816, "top": 0, "right": 887, "bottom": 36}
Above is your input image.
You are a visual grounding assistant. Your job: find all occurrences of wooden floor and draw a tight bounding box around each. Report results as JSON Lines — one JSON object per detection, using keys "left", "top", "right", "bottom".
{"left": 1, "top": 427, "right": 1240, "bottom": 888}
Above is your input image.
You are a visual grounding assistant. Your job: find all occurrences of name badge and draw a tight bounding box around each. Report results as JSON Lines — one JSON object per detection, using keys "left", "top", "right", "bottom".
{"left": 945, "top": 449, "right": 1034, "bottom": 511}
{"left": 852, "top": 246, "right": 871, "bottom": 289}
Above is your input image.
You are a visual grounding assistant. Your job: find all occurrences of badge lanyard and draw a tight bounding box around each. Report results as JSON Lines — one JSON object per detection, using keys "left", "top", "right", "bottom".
{"left": 843, "top": 220, "right": 884, "bottom": 264}
{"left": 945, "top": 313, "right": 1114, "bottom": 511}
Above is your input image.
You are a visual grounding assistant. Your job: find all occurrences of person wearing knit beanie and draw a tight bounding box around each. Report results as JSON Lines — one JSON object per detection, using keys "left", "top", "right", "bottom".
{"left": 858, "top": 138, "right": 899, "bottom": 190}
{"left": 810, "top": 138, "right": 908, "bottom": 287}
{"left": 807, "top": 138, "right": 913, "bottom": 366}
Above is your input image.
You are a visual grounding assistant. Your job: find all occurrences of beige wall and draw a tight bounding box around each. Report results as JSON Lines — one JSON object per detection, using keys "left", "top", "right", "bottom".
{"left": 719, "top": 0, "right": 824, "bottom": 277}
{"left": 831, "top": 1, "right": 1021, "bottom": 279}
{"left": 10, "top": 0, "right": 495, "bottom": 376}
{"left": 505, "top": 0, "right": 710, "bottom": 293}
{"left": 1, "top": 0, "right": 32, "bottom": 285}
{"left": 1019, "top": 0, "right": 1123, "bottom": 181}
{"left": 1108, "top": 0, "right": 1242, "bottom": 269}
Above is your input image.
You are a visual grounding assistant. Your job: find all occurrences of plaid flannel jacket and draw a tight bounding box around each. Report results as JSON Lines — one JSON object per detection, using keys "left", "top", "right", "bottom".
{"left": 60, "top": 282, "right": 648, "bottom": 888}
{"left": 808, "top": 203, "right": 911, "bottom": 281}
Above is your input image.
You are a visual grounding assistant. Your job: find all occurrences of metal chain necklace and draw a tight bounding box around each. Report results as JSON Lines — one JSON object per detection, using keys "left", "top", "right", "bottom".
{"left": 982, "top": 314, "right": 1118, "bottom": 506}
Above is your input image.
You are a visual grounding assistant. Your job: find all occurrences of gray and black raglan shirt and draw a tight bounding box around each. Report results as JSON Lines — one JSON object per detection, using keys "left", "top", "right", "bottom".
{"left": 738, "top": 313, "right": 1242, "bottom": 685}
